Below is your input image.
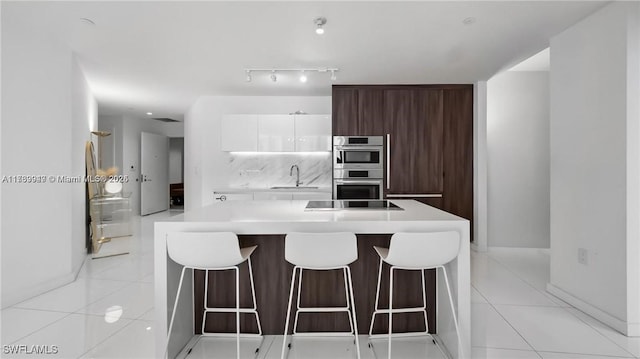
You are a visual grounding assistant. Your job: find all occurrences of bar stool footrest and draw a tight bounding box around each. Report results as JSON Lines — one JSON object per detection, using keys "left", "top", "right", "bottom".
{"left": 372, "top": 306, "right": 426, "bottom": 314}
{"left": 201, "top": 332, "right": 263, "bottom": 338}
{"left": 293, "top": 332, "right": 356, "bottom": 337}
{"left": 296, "top": 306, "right": 350, "bottom": 313}
{"left": 203, "top": 307, "right": 259, "bottom": 313}
{"left": 369, "top": 332, "right": 432, "bottom": 339}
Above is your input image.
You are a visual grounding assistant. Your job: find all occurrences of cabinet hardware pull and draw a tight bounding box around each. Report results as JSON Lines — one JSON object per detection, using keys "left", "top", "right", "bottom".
{"left": 386, "top": 133, "right": 390, "bottom": 190}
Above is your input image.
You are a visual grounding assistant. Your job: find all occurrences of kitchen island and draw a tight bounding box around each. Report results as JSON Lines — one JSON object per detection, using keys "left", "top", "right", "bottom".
{"left": 154, "top": 200, "right": 470, "bottom": 358}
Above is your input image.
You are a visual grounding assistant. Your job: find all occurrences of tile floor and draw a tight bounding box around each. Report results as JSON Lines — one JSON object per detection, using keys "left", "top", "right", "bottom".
{"left": 2, "top": 212, "right": 639, "bottom": 358}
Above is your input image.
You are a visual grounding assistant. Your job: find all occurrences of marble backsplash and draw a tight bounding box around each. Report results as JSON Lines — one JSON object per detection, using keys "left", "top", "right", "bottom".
{"left": 226, "top": 153, "right": 332, "bottom": 188}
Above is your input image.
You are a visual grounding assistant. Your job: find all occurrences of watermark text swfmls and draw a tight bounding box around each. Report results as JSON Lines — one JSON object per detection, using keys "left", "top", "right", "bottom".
{"left": 3, "top": 345, "right": 59, "bottom": 355}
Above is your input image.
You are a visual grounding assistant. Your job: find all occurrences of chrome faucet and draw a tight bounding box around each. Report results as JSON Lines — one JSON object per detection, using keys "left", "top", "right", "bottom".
{"left": 290, "top": 164, "right": 302, "bottom": 187}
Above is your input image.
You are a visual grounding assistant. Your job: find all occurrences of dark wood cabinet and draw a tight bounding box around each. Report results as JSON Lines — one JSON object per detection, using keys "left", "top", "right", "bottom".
{"left": 331, "top": 87, "right": 384, "bottom": 136}
{"left": 442, "top": 88, "right": 474, "bottom": 223}
{"left": 358, "top": 88, "right": 385, "bottom": 135}
{"left": 332, "top": 84, "right": 474, "bottom": 241}
{"left": 384, "top": 88, "right": 443, "bottom": 195}
{"left": 332, "top": 87, "right": 359, "bottom": 136}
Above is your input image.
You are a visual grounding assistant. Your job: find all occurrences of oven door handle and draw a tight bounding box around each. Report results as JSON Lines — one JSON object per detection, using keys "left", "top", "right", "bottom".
{"left": 334, "top": 179, "right": 383, "bottom": 185}
{"left": 334, "top": 146, "right": 383, "bottom": 151}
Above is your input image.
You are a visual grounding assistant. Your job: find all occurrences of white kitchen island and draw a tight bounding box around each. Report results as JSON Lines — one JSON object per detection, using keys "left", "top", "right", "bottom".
{"left": 154, "top": 200, "right": 470, "bottom": 358}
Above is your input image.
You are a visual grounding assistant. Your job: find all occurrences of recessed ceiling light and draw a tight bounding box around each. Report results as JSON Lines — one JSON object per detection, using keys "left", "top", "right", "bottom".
{"left": 146, "top": 112, "right": 153, "bottom": 116}
{"left": 463, "top": 17, "right": 476, "bottom": 25}
{"left": 79, "top": 18, "right": 95, "bottom": 26}
{"left": 314, "top": 17, "right": 327, "bottom": 35}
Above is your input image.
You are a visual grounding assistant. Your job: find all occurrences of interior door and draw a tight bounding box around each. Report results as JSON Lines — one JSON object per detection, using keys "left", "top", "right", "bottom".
{"left": 141, "top": 132, "right": 169, "bottom": 215}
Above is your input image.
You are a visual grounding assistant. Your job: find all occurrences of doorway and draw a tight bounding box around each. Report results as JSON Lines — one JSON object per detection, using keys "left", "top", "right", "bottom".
{"left": 169, "top": 137, "right": 184, "bottom": 210}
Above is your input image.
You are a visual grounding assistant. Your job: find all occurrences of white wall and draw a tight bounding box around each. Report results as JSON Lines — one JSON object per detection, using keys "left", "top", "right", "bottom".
{"left": 98, "top": 115, "right": 124, "bottom": 173}
{"left": 71, "top": 59, "right": 98, "bottom": 273}
{"left": 169, "top": 137, "right": 184, "bottom": 184}
{"left": 185, "top": 96, "right": 331, "bottom": 210}
{"left": 548, "top": 1, "right": 640, "bottom": 336}
{"left": 487, "top": 71, "right": 550, "bottom": 248}
{"left": 1, "top": 4, "right": 97, "bottom": 306}
{"left": 625, "top": 0, "right": 640, "bottom": 336}
{"left": 474, "top": 81, "right": 488, "bottom": 252}
{"left": 0, "top": 0, "right": 3, "bottom": 312}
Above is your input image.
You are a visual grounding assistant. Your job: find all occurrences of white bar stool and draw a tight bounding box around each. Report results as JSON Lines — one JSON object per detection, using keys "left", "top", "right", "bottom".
{"left": 281, "top": 232, "right": 361, "bottom": 359}
{"left": 165, "top": 232, "right": 262, "bottom": 359}
{"left": 368, "top": 231, "right": 461, "bottom": 359}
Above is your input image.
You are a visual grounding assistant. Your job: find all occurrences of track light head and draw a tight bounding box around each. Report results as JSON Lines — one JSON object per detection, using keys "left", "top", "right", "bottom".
{"left": 243, "top": 67, "right": 338, "bottom": 83}
{"left": 314, "top": 17, "right": 327, "bottom": 35}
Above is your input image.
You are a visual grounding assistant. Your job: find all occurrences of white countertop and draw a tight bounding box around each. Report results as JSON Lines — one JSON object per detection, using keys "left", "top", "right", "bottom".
{"left": 161, "top": 200, "right": 467, "bottom": 234}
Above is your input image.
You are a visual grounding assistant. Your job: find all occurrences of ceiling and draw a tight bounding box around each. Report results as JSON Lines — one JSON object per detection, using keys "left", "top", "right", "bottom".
{"left": 3, "top": 1, "right": 608, "bottom": 121}
{"left": 509, "top": 48, "right": 550, "bottom": 72}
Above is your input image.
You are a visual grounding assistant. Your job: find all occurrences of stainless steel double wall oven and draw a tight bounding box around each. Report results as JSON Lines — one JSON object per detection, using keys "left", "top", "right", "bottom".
{"left": 333, "top": 136, "right": 384, "bottom": 200}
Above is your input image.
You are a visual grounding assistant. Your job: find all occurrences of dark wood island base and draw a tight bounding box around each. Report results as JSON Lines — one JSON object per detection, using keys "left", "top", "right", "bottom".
{"left": 194, "top": 234, "right": 436, "bottom": 335}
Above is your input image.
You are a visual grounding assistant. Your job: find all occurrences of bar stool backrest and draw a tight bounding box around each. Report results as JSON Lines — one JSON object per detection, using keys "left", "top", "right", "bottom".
{"left": 386, "top": 231, "right": 460, "bottom": 268}
{"left": 285, "top": 232, "right": 357, "bottom": 268}
{"left": 167, "top": 232, "right": 243, "bottom": 268}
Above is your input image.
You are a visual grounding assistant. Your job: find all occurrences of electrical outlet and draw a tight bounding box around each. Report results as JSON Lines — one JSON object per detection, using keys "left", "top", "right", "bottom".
{"left": 578, "top": 248, "right": 588, "bottom": 265}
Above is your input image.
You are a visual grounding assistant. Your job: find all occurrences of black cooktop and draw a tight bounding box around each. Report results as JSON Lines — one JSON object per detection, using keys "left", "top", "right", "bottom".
{"left": 305, "top": 200, "right": 403, "bottom": 211}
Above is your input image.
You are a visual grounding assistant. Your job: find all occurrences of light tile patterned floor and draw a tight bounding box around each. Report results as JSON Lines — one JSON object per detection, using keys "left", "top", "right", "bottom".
{"left": 1, "top": 212, "right": 638, "bottom": 358}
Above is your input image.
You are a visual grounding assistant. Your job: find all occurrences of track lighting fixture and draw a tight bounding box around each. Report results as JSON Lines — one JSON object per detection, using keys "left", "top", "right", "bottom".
{"left": 243, "top": 67, "right": 338, "bottom": 83}
{"left": 314, "top": 17, "right": 327, "bottom": 35}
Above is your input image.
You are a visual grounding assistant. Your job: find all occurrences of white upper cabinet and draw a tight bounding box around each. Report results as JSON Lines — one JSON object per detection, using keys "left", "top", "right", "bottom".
{"left": 258, "top": 115, "right": 295, "bottom": 152}
{"left": 294, "top": 115, "right": 332, "bottom": 152}
{"left": 221, "top": 114, "right": 331, "bottom": 152}
{"left": 221, "top": 115, "right": 258, "bottom": 151}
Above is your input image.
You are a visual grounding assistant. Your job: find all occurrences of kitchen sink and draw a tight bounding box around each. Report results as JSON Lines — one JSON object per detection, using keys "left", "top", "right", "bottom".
{"left": 270, "top": 186, "right": 319, "bottom": 190}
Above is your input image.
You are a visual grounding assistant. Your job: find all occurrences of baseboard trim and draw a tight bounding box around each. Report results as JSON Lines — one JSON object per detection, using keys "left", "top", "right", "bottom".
{"left": 471, "top": 242, "right": 486, "bottom": 252}
{"left": 2, "top": 256, "right": 87, "bottom": 309}
{"left": 546, "top": 282, "right": 637, "bottom": 336}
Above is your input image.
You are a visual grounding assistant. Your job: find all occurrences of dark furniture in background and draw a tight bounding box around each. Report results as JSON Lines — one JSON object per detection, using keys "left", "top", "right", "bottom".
{"left": 170, "top": 183, "right": 184, "bottom": 207}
